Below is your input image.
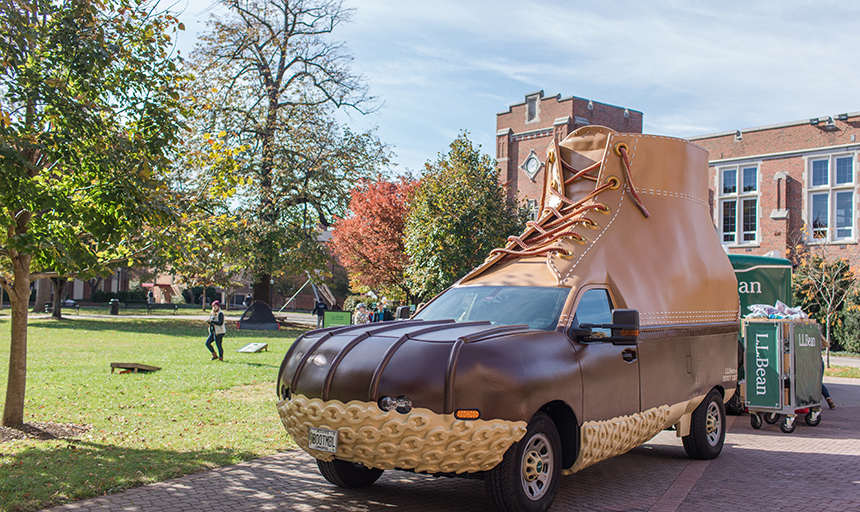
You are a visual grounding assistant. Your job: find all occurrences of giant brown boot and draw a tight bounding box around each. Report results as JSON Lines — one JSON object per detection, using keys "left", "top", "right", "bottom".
{"left": 464, "top": 126, "right": 739, "bottom": 331}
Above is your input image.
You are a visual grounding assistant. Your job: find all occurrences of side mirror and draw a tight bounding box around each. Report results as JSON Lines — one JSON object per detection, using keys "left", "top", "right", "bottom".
{"left": 576, "top": 309, "right": 640, "bottom": 345}
{"left": 396, "top": 305, "right": 411, "bottom": 320}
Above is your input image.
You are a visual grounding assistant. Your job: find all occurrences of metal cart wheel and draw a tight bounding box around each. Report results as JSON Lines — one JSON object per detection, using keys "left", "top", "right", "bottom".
{"left": 764, "top": 412, "right": 779, "bottom": 424}
{"left": 805, "top": 410, "right": 822, "bottom": 427}
{"left": 750, "top": 412, "right": 763, "bottom": 429}
{"left": 779, "top": 416, "right": 796, "bottom": 434}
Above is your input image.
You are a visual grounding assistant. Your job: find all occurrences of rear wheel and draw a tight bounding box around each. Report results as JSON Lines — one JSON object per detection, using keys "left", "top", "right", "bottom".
{"left": 683, "top": 389, "right": 726, "bottom": 460}
{"left": 805, "top": 411, "right": 821, "bottom": 427}
{"left": 485, "top": 412, "right": 562, "bottom": 512}
{"left": 764, "top": 412, "right": 779, "bottom": 424}
{"left": 317, "top": 458, "right": 384, "bottom": 488}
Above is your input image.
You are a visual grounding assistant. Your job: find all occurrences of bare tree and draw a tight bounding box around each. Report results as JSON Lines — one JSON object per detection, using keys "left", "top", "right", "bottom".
{"left": 187, "top": 0, "right": 386, "bottom": 302}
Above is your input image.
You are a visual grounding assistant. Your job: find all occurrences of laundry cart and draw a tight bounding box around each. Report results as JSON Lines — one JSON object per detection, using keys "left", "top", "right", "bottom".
{"left": 743, "top": 319, "right": 823, "bottom": 433}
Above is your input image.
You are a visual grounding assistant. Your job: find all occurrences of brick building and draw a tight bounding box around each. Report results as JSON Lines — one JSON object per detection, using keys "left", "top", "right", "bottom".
{"left": 496, "top": 91, "right": 643, "bottom": 217}
{"left": 690, "top": 113, "right": 860, "bottom": 260}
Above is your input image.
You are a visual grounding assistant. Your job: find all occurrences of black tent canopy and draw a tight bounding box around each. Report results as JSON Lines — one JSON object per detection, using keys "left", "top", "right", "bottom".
{"left": 237, "top": 302, "right": 279, "bottom": 331}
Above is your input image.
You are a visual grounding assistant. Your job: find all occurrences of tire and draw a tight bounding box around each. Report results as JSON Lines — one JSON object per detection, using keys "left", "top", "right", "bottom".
{"left": 750, "top": 412, "right": 762, "bottom": 429}
{"left": 779, "top": 417, "right": 796, "bottom": 434}
{"left": 485, "top": 412, "right": 562, "bottom": 512}
{"left": 764, "top": 412, "right": 779, "bottom": 424}
{"left": 805, "top": 411, "right": 821, "bottom": 427}
{"left": 682, "top": 389, "right": 726, "bottom": 460}
{"left": 316, "top": 458, "right": 384, "bottom": 488}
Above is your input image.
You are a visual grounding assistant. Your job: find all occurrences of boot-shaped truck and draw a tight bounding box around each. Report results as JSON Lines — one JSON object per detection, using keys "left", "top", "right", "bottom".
{"left": 276, "top": 126, "right": 739, "bottom": 512}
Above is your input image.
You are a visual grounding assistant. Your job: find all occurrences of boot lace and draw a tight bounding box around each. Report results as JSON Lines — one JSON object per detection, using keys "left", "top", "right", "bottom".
{"left": 490, "top": 140, "right": 649, "bottom": 263}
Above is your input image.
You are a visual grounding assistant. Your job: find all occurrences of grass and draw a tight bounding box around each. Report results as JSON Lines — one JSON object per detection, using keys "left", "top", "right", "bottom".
{"left": 825, "top": 365, "right": 860, "bottom": 379}
{"left": 0, "top": 316, "right": 305, "bottom": 512}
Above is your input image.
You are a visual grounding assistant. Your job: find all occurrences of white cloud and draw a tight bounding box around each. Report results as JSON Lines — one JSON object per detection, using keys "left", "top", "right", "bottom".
{"left": 169, "top": 0, "right": 860, "bottom": 173}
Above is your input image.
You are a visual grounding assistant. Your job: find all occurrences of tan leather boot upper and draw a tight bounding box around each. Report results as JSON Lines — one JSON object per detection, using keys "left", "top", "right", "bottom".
{"left": 462, "top": 126, "right": 739, "bottom": 329}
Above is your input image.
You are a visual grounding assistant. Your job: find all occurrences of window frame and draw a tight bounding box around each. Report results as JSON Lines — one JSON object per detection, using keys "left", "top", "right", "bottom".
{"left": 806, "top": 152, "right": 857, "bottom": 244}
{"left": 717, "top": 163, "right": 760, "bottom": 247}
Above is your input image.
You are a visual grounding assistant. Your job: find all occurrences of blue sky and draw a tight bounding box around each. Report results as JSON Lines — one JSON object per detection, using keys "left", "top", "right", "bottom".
{"left": 174, "top": 0, "right": 860, "bottom": 174}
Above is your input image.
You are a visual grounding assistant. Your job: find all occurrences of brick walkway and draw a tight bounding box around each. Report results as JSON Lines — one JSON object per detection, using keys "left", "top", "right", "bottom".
{"left": 42, "top": 376, "right": 860, "bottom": 512}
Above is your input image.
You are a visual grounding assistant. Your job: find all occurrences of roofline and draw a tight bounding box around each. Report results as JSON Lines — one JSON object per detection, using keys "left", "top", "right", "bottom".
{"left": 497, "top": 92, "right": 644, "bottom": 117}
{"left": 689, "top": 111, "right": 860, "bottom": 140}
{"left": 707, "top": 142, "right": 860, "bottom": 165}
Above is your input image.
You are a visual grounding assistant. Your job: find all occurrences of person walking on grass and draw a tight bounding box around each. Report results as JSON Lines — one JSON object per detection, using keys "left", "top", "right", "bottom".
{"left": 206, "top": 300, "right": 226, "bottom": 361}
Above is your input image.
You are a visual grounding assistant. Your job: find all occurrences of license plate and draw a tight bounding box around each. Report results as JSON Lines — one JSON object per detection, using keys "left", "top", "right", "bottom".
{"left": 308, "top": 427, "right": 338, "bottom": 453}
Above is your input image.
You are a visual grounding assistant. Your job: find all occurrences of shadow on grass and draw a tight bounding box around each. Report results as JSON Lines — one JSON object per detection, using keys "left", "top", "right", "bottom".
{"left": 7, "top": 316, "right": 308, "bottom": 339}
{"left": 0, "top": 440, "right": 261, "bottom": 512}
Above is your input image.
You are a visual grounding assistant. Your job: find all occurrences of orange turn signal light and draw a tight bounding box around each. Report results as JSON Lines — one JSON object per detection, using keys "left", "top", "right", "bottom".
{"left": 620, "top": 329, "right": 639, "bottom": 337}
{"left": 455, "top": 409, "right": 480, "bottom": 420}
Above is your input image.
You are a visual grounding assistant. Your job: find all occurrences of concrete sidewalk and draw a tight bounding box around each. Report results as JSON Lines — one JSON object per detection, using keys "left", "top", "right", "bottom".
{"left": 40, "top": 376, "right": 860, "bottom": 512}
{"left": 830, "top": 355, "right": 860, "bottom": 368}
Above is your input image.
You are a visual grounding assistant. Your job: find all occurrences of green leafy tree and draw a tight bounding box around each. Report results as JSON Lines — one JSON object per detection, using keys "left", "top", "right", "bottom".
{"left": 151, "top": 131, "right": 250, "bottom": 309}
{"left": 834, "top": 292, "right": 860, "bottom": 355}
{"left": 185, "top": 0, "right": 388, "bottom": 303}
{"left": 793, "top": 251, "right": 857, "bottom": 365}
{"left": 0, "top": 0, "right": 187, "bottom": 426}
{"left": 404, "top": 132, "right": 528, "bottom": 300}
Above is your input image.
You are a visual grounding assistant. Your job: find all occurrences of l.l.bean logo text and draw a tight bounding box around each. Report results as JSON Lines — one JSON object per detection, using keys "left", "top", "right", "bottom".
{"left": 797, "top": 334, "right": 817, "bottom": 347}
{"left": 738, "top": 281, "right": 761, "bottom": 294}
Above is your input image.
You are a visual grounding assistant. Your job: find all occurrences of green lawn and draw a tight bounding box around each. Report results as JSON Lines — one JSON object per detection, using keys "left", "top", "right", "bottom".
{"left": 825, "top": 365, "right": 860, "bottom": 379}
{"left": 0, "top": 316, "right": 304, "bottom": 512}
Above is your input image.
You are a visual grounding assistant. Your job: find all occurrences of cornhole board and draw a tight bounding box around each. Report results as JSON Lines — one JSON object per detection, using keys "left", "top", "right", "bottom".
{"left": 237, "top": 342, "right": 269, "bottom": 353}
{"left": 111, "top": 363, "right": 161, "bottom": 373}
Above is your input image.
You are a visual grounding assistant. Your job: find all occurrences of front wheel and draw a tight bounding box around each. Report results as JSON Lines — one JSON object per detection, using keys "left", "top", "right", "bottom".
{"left": 750, "top": 412, "right": 763, "bottom": 429}
{"left": 317, "top": 458, "right": 384, "bottom": 488}
{"left": 485, "top": 412, "right": 562, "bottom": 512}
{"left": 764, "top": 412, "right": 779, "bottom": 424}
{"left": 682, "top": 389, "right": 726, "bottom": 460}
{"left": 805, "top": 410, "right": 822, "bottom": 427}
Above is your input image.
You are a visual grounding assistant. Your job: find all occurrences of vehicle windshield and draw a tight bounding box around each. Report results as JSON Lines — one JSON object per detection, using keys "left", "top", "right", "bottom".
{"left": 414, "top": 286, "right": 570, "bottom": 331}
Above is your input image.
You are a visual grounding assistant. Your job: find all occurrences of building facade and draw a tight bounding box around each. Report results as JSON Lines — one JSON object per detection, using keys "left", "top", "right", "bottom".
{"left": 690, "top": 113, "right": 860, "bottom": 261}
{"left": 496, "top": 91, "right": 643, "bottom": 217}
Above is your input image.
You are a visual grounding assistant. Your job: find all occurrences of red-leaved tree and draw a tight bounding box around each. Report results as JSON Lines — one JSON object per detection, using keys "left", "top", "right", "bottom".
{"left": 330, "top": 177, "right": 419, "bottom": 303}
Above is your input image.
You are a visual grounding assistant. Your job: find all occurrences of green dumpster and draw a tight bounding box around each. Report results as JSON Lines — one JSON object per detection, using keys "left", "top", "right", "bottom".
{"left": 726, "top": 254, "right": 794, "bottom": 414}
{"left": 729, "top": 254, "right": 793, "bottom": 314}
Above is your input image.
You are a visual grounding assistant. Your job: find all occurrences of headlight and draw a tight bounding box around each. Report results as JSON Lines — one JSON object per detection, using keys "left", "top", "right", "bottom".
{"left": 378, "top": 395, "right": 412, "bottom": 414}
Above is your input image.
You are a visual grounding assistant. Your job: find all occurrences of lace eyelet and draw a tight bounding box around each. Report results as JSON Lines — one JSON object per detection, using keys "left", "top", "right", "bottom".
{"left": 556, "top": 249, "right": 576, "bottom": 259}
{"left": 546, "top": 152, "right": 555, "bottom": 165}
{"left": 605, "top": 176, "right": 621, "bottom": 190}
{"left": 596, "top": 203, "right": 611, "bottom": 214}
{"left": 564, "top": 235, "right": 587, "bottom": 245}
{"left": 582, "top": 218, "right": 599, "bottom": 229}
{"left": 614, "top": 142, "right": 629, "bottom": 157}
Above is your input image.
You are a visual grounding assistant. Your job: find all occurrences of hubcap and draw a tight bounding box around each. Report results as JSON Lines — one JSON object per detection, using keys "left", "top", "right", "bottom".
{"left": 520, "top": 433, "right": 553, "bottom": 501}
{"left": 705, "top": 401, "right": 722, "bottom": 446}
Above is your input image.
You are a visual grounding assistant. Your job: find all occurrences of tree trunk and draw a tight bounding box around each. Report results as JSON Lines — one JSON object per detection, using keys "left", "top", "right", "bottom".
{"left": 33, "top": 278, "right": 50, "bottom": 313}
{"left": 3, "top": 263, "right": 31, "bottom": 427}
{"left": 825, "top": 312, "right": 831, "bottom": 368}
{"left": 253, "top": 276, "right": 272, "bottom": 306}
{"left": 51, "top": 277, "right": 68, "bottom": 319}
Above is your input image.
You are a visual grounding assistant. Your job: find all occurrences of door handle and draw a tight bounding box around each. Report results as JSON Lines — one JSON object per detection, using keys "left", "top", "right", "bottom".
{"left": 622, "top": 348, "right": 637, "bottom": 363}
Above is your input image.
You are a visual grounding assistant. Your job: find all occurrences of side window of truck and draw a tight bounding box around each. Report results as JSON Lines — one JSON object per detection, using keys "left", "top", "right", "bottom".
{"left": 573, "top": 289, "right": 612, "bottom": 338}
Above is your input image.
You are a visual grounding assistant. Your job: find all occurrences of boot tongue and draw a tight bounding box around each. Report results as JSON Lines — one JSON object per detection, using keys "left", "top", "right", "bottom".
{"left": 541, "top": 126, "right": 615, "bottom": 212}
